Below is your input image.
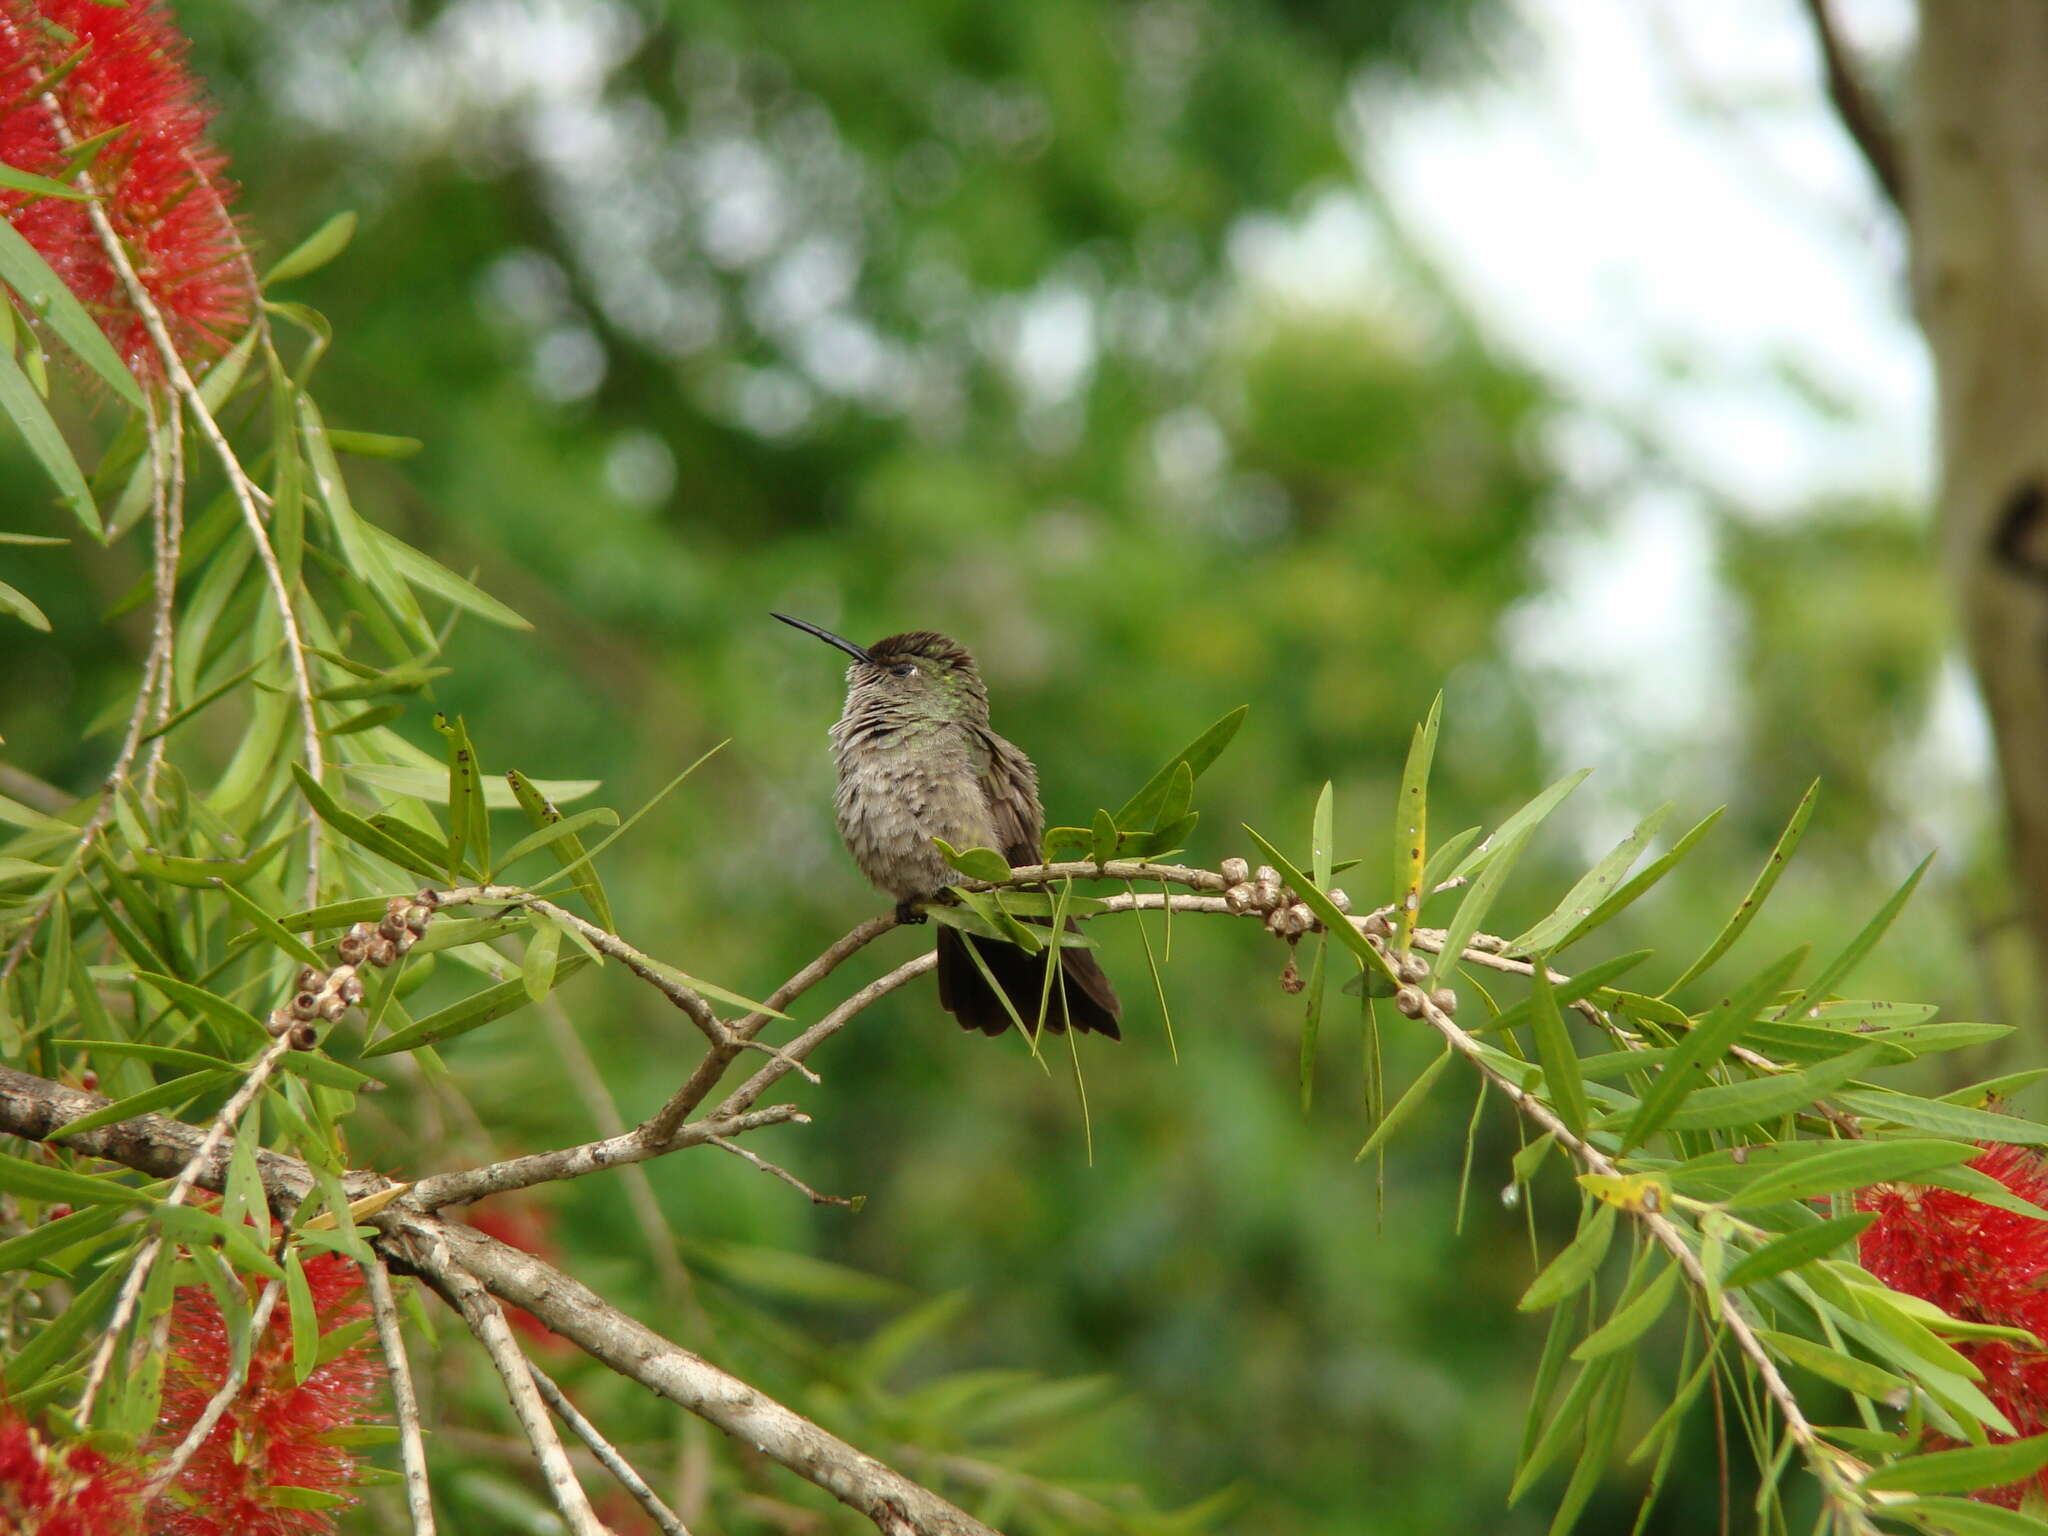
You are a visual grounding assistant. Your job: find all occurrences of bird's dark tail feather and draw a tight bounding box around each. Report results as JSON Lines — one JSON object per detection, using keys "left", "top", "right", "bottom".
{"left": 934, "top": 925, "right": 1121, "bottom": 1040}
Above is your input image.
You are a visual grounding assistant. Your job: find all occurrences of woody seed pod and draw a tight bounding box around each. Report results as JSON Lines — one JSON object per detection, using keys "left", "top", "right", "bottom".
{"left": 1224, "top": 883, "right": 1257, "bottom": 914}
{"left": 1220, "top": 857, "right": 1250, "bottom": 885}
{"left": 338, "top": 975, "right": 366, "bottom": 1006}
{"left": 1394, "top": 985, "right": 1425, "bottom": 1019}
{"left": 1397, "top": 954, "right": 1429, "bottom": 984}
{"left": 368, "top": 937, "right": 397, "bottom": 968}
{"left": 291, "top": 1022, "right": 320, "bottom": 1049}
{"left": 1430, "top": 986, "right": 1458, "bottom": 1017}
{"left": 1327, "top": 889, "right": 1351, "bottom": 913}
{"left": 290, "top": 991, "right": 319, "bottom": 1021}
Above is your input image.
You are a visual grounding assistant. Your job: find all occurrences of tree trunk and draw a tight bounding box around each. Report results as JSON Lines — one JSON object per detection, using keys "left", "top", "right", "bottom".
{"left": 1913, "top": 2, "right": 2048, "bottom": 984}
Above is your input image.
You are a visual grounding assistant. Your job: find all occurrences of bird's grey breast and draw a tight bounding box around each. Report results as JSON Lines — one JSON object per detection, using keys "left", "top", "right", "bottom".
{"left": 829, "top": 712, "right": 1000, "bottom": 900}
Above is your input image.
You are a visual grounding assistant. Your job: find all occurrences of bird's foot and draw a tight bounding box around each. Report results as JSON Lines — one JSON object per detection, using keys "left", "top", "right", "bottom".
{"left": 894, "top": 901, "right": 928, "bottom": 926}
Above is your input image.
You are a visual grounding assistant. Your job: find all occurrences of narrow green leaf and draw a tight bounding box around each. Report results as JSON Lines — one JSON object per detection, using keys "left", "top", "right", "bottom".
{"left": 1862, "top": 1435, "right": 2048, "bottom": 1495}
{"left": 521, "top": 919, "right": 561, "bottom": 1003}
{"left": 1651, "top": 1044, "right": 1883, "bottom": 1133}
{"left": 1476, "top": 951, "right": 1652, "bottom": 1036}
{"left": 0, "top": 576, "right": 51, "bottom": 631}
{"left": 360, "top": 953, "right": 593, "bottom": 1057}
{"left": 1452, "top": 769, "right": 1592, "bottom": 881}
{"left": 298, "top": 396, "right": 429, "bottom": 644}
{"left": 342, "top": 764, "right": 600, "bottom": 808}
{"left": 1664, "top": 780, "right": 1817, "bottom": 996}
{"left": 1758, "top": 1329, "right": 1906, "bottom": 1398}
{"left": 0, "top": 341, "right": 96, "bottom": 534}
{"left": 1731, "top": 1140, "right": 1979, "bottom": 1209}
{"left": 264, "top": 210, "right": 357, "bottom": 287}
{"left": 1419, "top": 825, "right": 1482, "bottom": 895}
{"left": 1622, "top": 947, "right": 1808, "bottom": 1151}
{"left": 935, "top": 840, "right": 1014, "bottom": 883}
{"left": 1510, "top": 802, "right": 1677, "bottom": 956}
{"left": 1776, "top": 851, "right": 1935, "bottom": 1021}
{"left": 1090, "top": 808, "right": 1117, "bottom": 867}
{"left": 1512, "top": 1356, "right": 1618, "bottom": 1503}
{"left": 367, "top": 521, "right": 531, "bottom": 631}
{"left": 0, "top": 164, "right": 87, "bottom": 201}
{"left": 284, "top": 1246, "right": 319, "bottom": 1384}
{"left": 132, "top": 971, "right": 268, "bottom": 1052}
{"left": 1547, "top": 1357, "right": 1630, "bottom": 1536}
{"left": 1529, "top": 961, "right": 1589, "bottom": 1136}
{"left": 48, "top": 1070, "right": 235, "bottom": 1140}
{"left": 1299, "top": 935, "right": 1326, "bottom": 1113}
{"left": 1155, "top": 760, "right": 1195, "bottom": 834}
{"left": 0, "top": 1202, "right": 127, "bottom": 1272}
{"left": 1518, "top": 1202, "right": 1618, "bottom": 1312}
{"left": 1724, "top": 1213, "right": 1876, "bottom": 1290}
{"left": 1429, "top": 823, "right": 1536, "bottom": 989}
{"left": 504, "top": 769, "right": 615, "bottom": 932}
{"left": 0, "top": 218, "right": 143, "bottom": 410}
{"left": 1573, "top": 1261, "right": 1679, "bottom": 1359}
{"left": 291, "top": 763, "right": 445, "bottom": 881}
{"left": 326, "top": 430, "right": 423, "bottom": 459}
{"left": 1311, "top": 779, "right": 1335, "bottom": 890}
{"left": 5, "top": 1258, "right": 127, "bottom": 1390}
{"left": 1113, "top": 705, "right": 1247, "bottom": 828}
{"left": 325, "top": 704, "right": 403, "bottom": 736}
{"left": 1831, "top": 1090, "right": 2048, "bottom": 1147}
{"left": 0, "top": 1151, "right": 152, "bottom": 1208}
{"left": 1886, "top": 1497, "right": 2048, "bottom": 1536}
{"left": 434, "top": 712, "right": 487, "bottom": 878}
{"left": 1352, "top": 1043, "right": 1455, "bottom": 1164}
{"left": 213, "top": 880, "right": 324, "bottom": 970}
{"left": 527, "top": 743, "right": 725, "bottom": 896}
{"left": 1393, "top": 696, "right": 1440, "bottom": 950}
{"left": 491, "top": 808, "right": 619, "bottom": 878}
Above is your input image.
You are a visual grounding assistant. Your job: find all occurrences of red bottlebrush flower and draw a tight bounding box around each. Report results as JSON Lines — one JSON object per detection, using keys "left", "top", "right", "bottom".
{"left": 0, "top": 0, "right": 254, "bottom": 377}
{"left": 0, "top": 1399, "right": 146, "bottom": 1535}
{"left": 1858, "top": 1144, "right": 2048, "bottom": 1506}
{"left": 148, "top": 1253, "right": 385, "bottom": 1536}
{"left": 468, "top": 1200, "right": 573, "bottom": 1352}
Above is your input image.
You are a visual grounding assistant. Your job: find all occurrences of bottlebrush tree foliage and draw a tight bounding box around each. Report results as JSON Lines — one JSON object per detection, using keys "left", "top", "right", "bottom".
{"left": 4, "top": 4, "right": 2048, "bottom": 1536}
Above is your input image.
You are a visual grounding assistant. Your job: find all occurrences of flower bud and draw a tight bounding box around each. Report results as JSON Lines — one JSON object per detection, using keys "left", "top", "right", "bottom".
{"left": 1220, "top": 857, "right": 1250, "bottom": 885}
{"left": 1394, "top": 985, "right": 1425, "bottom": 1018}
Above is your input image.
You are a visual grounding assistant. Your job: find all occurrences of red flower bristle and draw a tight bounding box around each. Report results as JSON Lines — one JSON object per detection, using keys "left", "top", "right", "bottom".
{"left": 0, "top": 0, "right": 254, "bottom": 378}
{"left": 1858, "top": 1144, "right": 2048, "bottom": 1506}
{"left": 149, "top": 1252, "right": 386, "bottom": 1536}
{"left": 0, "top": 1399, "right": 146, "bottom": 1535}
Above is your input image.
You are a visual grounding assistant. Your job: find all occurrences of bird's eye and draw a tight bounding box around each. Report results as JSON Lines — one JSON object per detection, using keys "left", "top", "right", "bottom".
{"left": 889, "top": 664, "right": 914, "bottom": 677}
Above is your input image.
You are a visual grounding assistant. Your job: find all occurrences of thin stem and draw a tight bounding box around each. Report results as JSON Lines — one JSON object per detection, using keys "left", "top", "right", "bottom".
{"left": 366, "top": 1259, "right": 437, "bottom": 1536}
{"left": 142, "top": 1275, "right": 285, "bottom": 1501}
{"left": 531, "top": 1362, "right": 694, "bottom": 1536}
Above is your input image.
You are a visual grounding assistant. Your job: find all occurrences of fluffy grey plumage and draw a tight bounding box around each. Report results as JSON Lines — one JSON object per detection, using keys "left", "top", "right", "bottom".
{"left": 777, "top": 617, "right": 1121, "bottom": 1039}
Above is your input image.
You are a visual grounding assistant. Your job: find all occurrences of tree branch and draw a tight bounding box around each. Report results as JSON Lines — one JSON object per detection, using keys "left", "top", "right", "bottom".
{"left": 1799, "top": 0, "right": 1906, "bottom": 211}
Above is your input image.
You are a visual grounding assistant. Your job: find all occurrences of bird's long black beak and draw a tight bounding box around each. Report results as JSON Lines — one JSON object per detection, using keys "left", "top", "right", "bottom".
{"left": 772, "top": 612, "right": 874, "bottom": 665}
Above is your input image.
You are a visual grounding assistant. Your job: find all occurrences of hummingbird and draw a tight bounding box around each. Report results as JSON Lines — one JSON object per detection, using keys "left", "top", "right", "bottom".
{"left": 774, "top": 613, "right": 1121, "bottom": 1040}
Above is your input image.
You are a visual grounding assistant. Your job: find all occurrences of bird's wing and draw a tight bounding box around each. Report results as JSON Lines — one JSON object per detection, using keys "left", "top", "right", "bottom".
{"left": 973, "top": 727, "right": 1044, "bottom": 868}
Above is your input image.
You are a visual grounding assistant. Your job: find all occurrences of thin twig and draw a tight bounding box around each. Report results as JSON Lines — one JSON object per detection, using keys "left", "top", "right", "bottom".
{"left": 708, "top": 1136, "right": 859, "bottom": 1208}
{"left": 366, "top": 1259, "right": 437, "bottom": 1536}
{"left": 1798, "top": 0, "right": 1906, "bottom": 210}
{"left": 531, "top": 1362, "right": 694, "bottom": 1536}
{"left": 28, "top": 74, "right": 327, "bottom": 905}
{"left": 141, "top": 388, "right": 185, "bottom": 801}
{"left": 76, "top": 1032, "right": 295, "bottom": 1421}
{"left": 407, "top": 1103, "right": 809, "bottom": 1212}
{"left": 142, "top": 1275, "right": 285, "bottom": 1501}
{"left": 429, "top": 1251, "right": 610, "bottom": 1536}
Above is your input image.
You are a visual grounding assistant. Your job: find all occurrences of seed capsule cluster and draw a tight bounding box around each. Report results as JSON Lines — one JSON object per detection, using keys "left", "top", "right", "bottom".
{"left": 1354, "top": 912, "right": 1459, "bottom": 1019}
{"left": 266, "top": 892, "right": 437, "bottom": 1045}
{"left": 1217, "top": 857, "right": 1348, "bottom": 942}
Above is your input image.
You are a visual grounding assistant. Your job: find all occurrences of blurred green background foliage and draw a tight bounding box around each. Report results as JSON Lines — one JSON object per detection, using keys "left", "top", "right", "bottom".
{"left": 0, "top": 0, "right": 2002, "bottom": 1530}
